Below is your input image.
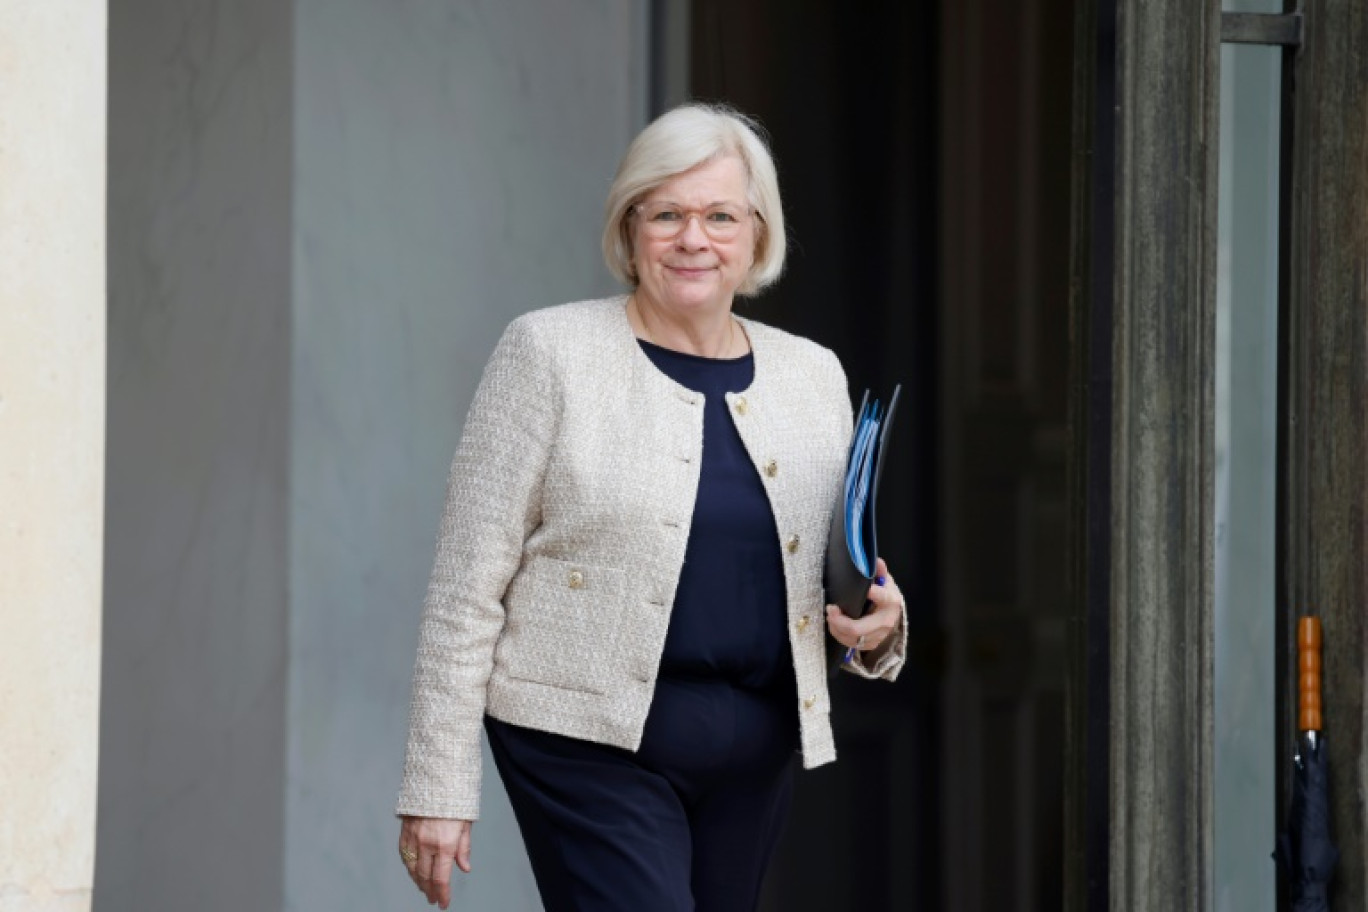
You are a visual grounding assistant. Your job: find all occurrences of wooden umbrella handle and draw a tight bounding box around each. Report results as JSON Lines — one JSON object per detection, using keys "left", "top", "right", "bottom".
{"left": 1298, "top": 616, "right": 1323, "bottom": 733}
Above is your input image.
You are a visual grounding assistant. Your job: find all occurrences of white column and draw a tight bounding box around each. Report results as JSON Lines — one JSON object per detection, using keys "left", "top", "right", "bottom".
{"left": 0, "top": 3, "right": 107, "bottom": 912}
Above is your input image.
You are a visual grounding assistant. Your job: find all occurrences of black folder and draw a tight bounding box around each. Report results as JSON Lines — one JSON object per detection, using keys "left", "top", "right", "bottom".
{"left": 824, "top": 384, "right": 901, "bottom": 620}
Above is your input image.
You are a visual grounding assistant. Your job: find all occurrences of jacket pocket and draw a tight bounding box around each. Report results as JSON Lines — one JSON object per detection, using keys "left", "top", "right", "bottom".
{"left": 496, "top": 555, "right": 626, "bottom": 695}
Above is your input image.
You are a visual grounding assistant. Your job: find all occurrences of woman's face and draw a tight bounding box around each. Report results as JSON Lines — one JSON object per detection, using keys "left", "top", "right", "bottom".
{"left": 631, "top": 155, "right": 757, "bottom": 318}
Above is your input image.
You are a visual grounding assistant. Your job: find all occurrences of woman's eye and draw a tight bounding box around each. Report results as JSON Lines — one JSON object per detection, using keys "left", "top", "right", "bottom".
{"left": 707, "top": 211, "right": 739, "bottom": 223}
{"left": 651, "top": 209, "right": 683, "bottom": 222}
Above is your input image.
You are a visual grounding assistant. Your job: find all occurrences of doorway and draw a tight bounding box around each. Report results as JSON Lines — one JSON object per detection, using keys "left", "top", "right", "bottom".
{"left": 681, "top": 1, "right": 1075, "bottom": 908}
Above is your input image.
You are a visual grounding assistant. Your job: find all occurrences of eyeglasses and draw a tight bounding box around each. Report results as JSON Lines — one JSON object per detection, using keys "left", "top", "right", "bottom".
{"left": 632, "top": 201, "right": 758, "bottom": 241}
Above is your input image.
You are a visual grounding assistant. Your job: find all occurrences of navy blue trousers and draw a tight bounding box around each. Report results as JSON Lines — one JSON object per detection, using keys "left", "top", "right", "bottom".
{"left": 485, "top": 679, "right": 798, "bottom": 912}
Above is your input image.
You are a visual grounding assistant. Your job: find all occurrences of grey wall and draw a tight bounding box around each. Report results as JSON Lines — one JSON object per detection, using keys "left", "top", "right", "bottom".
{"left": 286, "top": 1, "right": 645, "bottom": 909}
{"left": 98, "top": 1, "right": 293, "bottom": 910}
{"left": 100, "top": 1, "right": 647, "bottom": 910}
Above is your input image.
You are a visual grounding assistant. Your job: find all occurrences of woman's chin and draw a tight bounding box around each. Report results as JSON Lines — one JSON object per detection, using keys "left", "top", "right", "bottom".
{"left": 659, "top": 282, "right": 731, "bottom": 311}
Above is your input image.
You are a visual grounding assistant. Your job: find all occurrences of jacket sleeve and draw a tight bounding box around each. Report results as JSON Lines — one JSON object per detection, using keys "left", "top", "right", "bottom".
{"left": 825, "top": 349, "right": 908, "bottom": 683}
{"left": 396, "top": 315, "right": 560, "bottom": 820}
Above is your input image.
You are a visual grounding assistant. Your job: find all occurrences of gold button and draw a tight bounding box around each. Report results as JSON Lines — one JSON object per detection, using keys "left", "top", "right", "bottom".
{"left": 795, "top": 616, "right": 810, "bottom": 632}
{"left": 803, "top": 697, "right": 816, "bottom": 710}
{"left": 785, "top": 535, "right": 800, "bottom": 554}
{"left": 568, "top": 570, "right": 585, "bottom": 589}
{"left": 763, "top": 459, "right": 778, "bottom": 478}
{"left": 734, "top": 396, "right": 748, "bottom": 416}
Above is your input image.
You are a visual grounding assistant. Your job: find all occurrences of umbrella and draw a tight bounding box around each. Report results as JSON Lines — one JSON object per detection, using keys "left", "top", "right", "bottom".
{"left": 1276, "top": 616, "right": 1338, "bottom": 911}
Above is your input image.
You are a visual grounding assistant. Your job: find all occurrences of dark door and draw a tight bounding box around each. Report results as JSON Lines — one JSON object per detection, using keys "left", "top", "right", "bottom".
{"left": 685, "top": 1, "right": 1073, "bottom": 908}
{"left": 937, "top": 0, "right": 1074, "bottom": 908}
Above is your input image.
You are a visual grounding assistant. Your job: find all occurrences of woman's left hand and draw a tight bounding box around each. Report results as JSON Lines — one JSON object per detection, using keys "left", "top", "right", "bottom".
{"left": 825, "top": 557, "right": 904, "bottom": 653}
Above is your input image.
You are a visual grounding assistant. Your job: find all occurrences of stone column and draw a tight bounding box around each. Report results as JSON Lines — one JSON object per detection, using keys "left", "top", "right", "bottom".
{"left": 0, "top": 3, "right": 107, "bottom": 911}
{"left": 96, "top": 2, "right": 293, "bottom": 909}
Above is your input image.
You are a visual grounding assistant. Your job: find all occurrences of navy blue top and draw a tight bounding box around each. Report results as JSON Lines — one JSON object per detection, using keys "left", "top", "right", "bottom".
{"left": 639, "top": 340, "right": 795, "bottom": 701}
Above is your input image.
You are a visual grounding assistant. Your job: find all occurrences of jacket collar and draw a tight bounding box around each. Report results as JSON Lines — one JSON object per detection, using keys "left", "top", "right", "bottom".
{"left": 610, "top": 294, "right": 773, "bottom": 405}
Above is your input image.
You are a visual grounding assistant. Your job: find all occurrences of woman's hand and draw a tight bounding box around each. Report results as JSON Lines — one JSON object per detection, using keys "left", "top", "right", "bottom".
{"left": 398, "top": 816, "right": 473, "bottom": 909}
{"left": 825, "top": 557, "right": 904, "bottom": 654}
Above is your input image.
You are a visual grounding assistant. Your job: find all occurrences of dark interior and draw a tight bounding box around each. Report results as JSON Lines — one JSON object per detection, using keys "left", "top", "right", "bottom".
{"left": 687, "top": 1, "right": 1075, "bottom": 908}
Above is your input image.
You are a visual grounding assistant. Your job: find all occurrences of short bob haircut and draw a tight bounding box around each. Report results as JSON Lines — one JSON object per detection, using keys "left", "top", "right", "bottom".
{"left": 602, "top": 103, "right": 786, "bottom": 296}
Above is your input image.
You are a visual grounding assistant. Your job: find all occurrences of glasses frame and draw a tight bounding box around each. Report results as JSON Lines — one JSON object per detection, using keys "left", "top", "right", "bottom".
{"left": 630, "top": 200, "right": 763, "bottom": 242}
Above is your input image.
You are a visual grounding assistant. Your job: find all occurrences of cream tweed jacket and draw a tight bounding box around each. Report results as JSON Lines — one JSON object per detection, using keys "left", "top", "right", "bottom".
{"left": 396, "top": 296, "right": 907, "bottom": 821}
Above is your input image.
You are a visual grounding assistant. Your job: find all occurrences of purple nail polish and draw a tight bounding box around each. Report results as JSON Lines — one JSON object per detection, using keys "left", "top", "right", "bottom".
{"left": 875, "top": 576, "right": 887, "bottom": 586}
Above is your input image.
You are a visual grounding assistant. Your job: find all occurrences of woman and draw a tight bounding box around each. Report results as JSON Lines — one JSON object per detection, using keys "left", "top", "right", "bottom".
{"left": 396, "top": 103, "right": 907, "bottom": 911}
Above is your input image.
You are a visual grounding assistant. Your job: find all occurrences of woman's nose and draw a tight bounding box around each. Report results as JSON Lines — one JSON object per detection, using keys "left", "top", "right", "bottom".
{"left": 674, "top": 214, "right": 711, "bottom": 248}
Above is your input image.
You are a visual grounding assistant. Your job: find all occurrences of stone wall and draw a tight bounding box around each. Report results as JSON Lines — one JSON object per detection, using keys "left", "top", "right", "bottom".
{"left": 96, "top": 1, "right": 646, "bottom": 909}
{"left": 287, "top": 1, "right": 645, "bottom": 908}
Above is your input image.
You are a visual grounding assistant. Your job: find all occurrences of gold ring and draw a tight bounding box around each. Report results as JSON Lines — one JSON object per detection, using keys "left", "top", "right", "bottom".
{"left": 399, "top": 847, "right": 418, "bottom": 865}
{"left": 855, "top": 634, "right": 866, "bottom": 650}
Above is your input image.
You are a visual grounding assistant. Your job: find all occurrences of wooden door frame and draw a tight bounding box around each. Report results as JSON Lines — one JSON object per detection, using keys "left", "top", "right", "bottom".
{"left": 1065, "top": 0, "right": 1221, "bottom": 908}
{"left": 1278, "top": 2, "right": 1368, "bottom": 909}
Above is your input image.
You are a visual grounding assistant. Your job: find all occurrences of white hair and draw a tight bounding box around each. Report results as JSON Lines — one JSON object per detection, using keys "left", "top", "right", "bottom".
{"left": 601, "top": 103, "right": 786, "bottom": 296}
